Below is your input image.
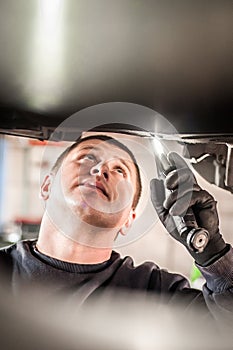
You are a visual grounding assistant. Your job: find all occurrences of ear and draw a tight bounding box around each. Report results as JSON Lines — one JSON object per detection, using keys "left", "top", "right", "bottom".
{"left": 119, "top": 210, "right": 136, "bottom": 236}
{"left": 40, "top": 174, "right": 53, "bottom": 200}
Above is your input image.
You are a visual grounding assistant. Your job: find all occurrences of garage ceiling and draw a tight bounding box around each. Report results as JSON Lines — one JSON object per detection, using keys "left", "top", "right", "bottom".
{"left": 0, "top": 0, "right": 232, "bottom": 139}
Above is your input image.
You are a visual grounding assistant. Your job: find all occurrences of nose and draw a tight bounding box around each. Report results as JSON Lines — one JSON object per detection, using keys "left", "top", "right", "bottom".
{"left": 90, "top": 162, "right": 109, "bottom": 179}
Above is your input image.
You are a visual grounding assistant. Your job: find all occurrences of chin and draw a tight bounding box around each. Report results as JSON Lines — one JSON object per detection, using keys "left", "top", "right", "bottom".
{"left": 80, "top": 210, "right": 125, "bottom": 230}
{"left": 66, "top": 196, "right": 129, "bottom": 228}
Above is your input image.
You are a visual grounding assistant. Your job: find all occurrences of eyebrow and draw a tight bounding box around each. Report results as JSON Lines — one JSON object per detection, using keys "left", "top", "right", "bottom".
{"left": 78, "top": 145, "right": 97, "bottom": 151}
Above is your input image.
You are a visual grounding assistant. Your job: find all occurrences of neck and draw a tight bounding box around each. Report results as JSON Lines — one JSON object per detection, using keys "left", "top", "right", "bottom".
{"left": 36, "top": 213, "right": 114, "bottom": 264}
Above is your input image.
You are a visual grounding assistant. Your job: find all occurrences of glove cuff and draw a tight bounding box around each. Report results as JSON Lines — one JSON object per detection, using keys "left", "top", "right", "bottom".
{"left": 195, "top": 243, "right": 230, "bottom": 267}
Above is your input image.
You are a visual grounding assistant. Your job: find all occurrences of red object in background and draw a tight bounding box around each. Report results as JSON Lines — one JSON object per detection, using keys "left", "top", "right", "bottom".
{"left": 28, "top": 140, "right": 65, "bottom": 147}
{"left": 14, "top": 217, "right": 41, "bottom": 225}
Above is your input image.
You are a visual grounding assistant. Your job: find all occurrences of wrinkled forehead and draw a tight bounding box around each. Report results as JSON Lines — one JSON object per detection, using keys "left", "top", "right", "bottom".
{"left": 68, "top": 138, "right": 134, "bottom": 163}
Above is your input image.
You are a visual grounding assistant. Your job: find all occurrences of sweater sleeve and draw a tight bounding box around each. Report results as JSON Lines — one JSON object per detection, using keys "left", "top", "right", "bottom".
{"left": 196, "top": 245, "right": 233, "bottom": 322}
{"left": 148, "top": 247, "right": 233, "bottom": 322}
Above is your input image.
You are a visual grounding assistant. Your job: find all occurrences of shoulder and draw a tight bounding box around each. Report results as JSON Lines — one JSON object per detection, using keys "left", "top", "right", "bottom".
{"left": 112, "top": 251, "right": 191, "bottom": 292}
{"left": 0, "top": 239, "right": 37, "bottom": 259}
{"left": 0, "top": 242, "right": 17, "bottom": 278}
{"left": 0, "top": 242, "right": 15, "bottom": 259}
{"left": 112, "top": 250, "right": 160, "bottom": 272}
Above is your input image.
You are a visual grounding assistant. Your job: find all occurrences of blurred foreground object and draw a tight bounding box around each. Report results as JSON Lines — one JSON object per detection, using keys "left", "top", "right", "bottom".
{"left": 0, "top": 283, "right": 233, "bottom": 350}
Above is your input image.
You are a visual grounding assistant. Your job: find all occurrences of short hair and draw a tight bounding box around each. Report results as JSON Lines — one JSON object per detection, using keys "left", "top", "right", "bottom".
{"left": 51, "top": 135, "right": 142, "bottom": 209}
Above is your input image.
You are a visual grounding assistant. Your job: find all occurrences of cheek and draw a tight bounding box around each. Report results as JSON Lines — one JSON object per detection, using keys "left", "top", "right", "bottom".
{"left": 62, "top": 162, "right": 87, "bottom": 180}
{"left": 77, "top": 163, "right": 93, "bottom": 176}
{"left": 114, "top": 179, "right": 134, "bottom": 205}
{"left": 60, "top": 165, "right": 79, "bottom": 193}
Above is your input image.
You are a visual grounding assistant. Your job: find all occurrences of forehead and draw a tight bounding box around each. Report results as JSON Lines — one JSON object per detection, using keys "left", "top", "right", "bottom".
{"left": 69, "top": 138, "right": 134, "bottom": 161}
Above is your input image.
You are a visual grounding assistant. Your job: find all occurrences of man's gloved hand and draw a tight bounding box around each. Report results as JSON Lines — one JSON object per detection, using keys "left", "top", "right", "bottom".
{"left": 150, "top": 151, "right": 229, "bottom": 267}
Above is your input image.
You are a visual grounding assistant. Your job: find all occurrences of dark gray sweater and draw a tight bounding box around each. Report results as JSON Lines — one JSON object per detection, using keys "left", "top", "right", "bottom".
{"left": 0, "top": 239, "right": 233, "bottom": 320}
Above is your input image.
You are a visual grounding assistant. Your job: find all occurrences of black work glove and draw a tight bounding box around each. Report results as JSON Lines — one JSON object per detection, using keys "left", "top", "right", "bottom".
{"left": 150, "top": 151, "right": 229, "bottom": 267}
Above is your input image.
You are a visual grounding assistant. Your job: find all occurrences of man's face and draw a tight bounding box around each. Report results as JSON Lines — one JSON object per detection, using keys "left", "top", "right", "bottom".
{"left": 53, "top": 138, "right": 138, "bottom": 229}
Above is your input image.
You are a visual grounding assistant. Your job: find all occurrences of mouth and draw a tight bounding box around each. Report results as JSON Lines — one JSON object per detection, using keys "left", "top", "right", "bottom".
{"left": 81, "top": 182, "right": 109, "bottom": 199}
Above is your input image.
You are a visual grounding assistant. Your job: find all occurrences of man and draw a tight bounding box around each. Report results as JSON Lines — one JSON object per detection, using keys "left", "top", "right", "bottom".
{"left": 0, "top": 134, "right": 232, "bottom": 320}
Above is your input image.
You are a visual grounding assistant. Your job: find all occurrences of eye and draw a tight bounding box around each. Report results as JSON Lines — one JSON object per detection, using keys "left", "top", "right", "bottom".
{"left": 78, "top": 153, "right": 97, "bottom": 164}
{"left": 114, "top": 167, "right": 126, "bottom": 176}
{"left": 83, "top": 154, "right": 96, "bottom": 162}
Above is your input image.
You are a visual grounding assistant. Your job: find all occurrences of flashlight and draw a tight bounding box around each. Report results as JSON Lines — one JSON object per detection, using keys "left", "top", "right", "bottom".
{"left": 152, "top": 138, "right": 209, "bottom": 253}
